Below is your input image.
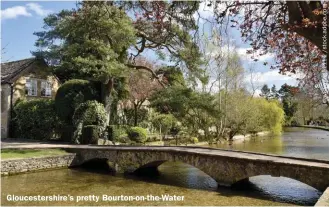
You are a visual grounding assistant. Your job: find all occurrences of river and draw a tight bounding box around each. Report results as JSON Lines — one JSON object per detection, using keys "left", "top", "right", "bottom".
{"left": 1, "top": 127, "right": 329, "bottom": 206}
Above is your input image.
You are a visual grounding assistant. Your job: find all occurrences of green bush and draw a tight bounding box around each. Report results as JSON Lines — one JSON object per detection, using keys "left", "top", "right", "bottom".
{"left": 81, "top": 125, "right": 100, "bottom": 144}
{"left": 147, "top": 136, "right": 160, "bottom": 142}
{"left": 117, "top": 135, "right": 130, "bottom": 143}
{"left": 55, "top": 79, "right": 100, "bottom": 125}
{"left": 13, "top": 99, "right": 60, "bottom": 140}
{"left": 190, "top": 137, "right": 199, "bottom": 144}
{"left": 127, "top": 127, "right": 148, "bottom": 143}
{"left": 72, "top": 100, "right": 107, "bottom": 144}
{"left": 151, "top": 113, "right": 176, "bottom": 135}
{"left": 138, "top": 120, "right": 150, "bottom": 129}
{"left": 107, "top": 125, "right": 129, "bottom": 142}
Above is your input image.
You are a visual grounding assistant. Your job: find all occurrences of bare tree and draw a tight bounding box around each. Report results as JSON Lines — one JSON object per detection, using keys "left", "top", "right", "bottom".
{"left": 125, "top": 57, "right": 162, "bottom": 126}
{"left": 1, "top": 42, "right": 12, "bottom": 63}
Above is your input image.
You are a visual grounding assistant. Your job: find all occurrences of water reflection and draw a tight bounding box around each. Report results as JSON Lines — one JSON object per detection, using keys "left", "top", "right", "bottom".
{"left": 207, "top": 127, "right": 329, "bottom": 160}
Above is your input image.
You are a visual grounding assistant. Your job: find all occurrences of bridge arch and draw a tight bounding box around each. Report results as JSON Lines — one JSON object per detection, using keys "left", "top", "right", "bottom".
{"left": 77, "top": 158, "right": 115, "bottom": 173}
{"left": 132, "top": 160, "right": 220, "bottom": 180}
{"left": 71, "top": 147, "right": 329, "bottom": 191}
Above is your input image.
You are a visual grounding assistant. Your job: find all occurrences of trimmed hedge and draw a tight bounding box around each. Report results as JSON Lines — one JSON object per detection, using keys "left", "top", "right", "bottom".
{"left": 55, "top": 79, "right": 100, "bottom": 125}
{"left": 127, "top": 127, "right": 148, "bottom": 143}
{"left": 81, "top": 125, "right": 100, "bottom": 144}
{"left": 58, "top": 125, "right": 75, "bottom": 142}
{"left": 72, "top": 100, "right": 108, "bottom": 144}
{"left": 13, "top": 99, "right": 60, "bottom": 140}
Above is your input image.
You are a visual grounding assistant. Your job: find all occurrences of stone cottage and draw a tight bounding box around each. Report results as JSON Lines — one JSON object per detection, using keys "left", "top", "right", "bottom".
{"left": 1, "top": 57, "right": 60, "bottom": 138}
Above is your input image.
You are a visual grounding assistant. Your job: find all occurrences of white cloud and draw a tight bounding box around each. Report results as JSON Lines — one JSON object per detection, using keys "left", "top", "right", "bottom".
{"left": 205, "top": 45, "right": 274, "bottom": 63}
{"left": 26, "top": 3, "right": 52, "bottom": 16}
{"left": 244, "top": 69, "right": 301, "bottom": 97}
{"left": 244, "top": 69, "right": 299, "bottom": 88}
{"left": 1, "top": 6, "right": 32, "bottom": 20}
{"left": 254, "top": 70, "right": 297, "bottom": 83}
{"left": 1, "top": 3, "right": 52, "bottom": 21}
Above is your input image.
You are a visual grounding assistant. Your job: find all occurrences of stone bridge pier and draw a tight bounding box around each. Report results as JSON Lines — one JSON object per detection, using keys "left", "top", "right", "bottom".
{"left": 69, "top": 147, "right": 329, "bottom": 191}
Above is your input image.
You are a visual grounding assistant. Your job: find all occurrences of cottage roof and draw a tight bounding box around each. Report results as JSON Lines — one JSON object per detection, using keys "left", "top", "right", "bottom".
{"left": 1, "top": 57, "right": 42, "bottom": 84}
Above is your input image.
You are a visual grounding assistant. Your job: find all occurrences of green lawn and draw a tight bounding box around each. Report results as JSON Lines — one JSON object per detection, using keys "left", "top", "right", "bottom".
{"left": 1, "top": 149, "right": 69, "bottom": 160}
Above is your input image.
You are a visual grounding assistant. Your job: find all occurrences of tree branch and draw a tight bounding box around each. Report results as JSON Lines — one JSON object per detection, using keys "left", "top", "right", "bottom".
{"left": 126, "top": 63, "right": 165, "bottom": 87}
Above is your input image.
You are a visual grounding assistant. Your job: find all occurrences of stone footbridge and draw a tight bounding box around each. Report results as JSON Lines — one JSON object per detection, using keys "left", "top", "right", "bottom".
{"left": 63, "top": 145, "right": 329, "bottom": 191}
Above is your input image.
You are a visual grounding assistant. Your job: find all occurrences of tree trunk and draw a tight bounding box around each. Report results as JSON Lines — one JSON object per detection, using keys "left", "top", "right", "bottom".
{"left": 134, "top": 104, "right": 138, "bottom": 126}
{"left": 204, "top": 127, "right": 209, "bottom": 142}
{"left": 101, "top": 78, "right": 114, "bottom": 125}
{"left": 229, "top": 130, "right": 235, "bottom": 141}
{"left": 217, "top": 75, "right": 224, "bottom": 140}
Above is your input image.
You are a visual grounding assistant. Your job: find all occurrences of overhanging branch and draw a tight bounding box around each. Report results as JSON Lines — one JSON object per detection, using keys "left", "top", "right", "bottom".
{"left": 126, "top": 63, "right": 165, "bottom": 87}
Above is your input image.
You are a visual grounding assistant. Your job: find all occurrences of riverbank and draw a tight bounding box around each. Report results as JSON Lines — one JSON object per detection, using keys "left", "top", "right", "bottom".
{"left": 292, "top": 125, "right": 329, "bottom": 131}
{"left": 1, "top": 154, "right": 75, "bottom": 176}
{"left": 99, "top": 131, "right": 271, "bottom": 146}
{"left": 228, "top": 131, "right": 270, "bottom": 143}
{"left": 2, "top": 130, "right": 271, "bottom": 149}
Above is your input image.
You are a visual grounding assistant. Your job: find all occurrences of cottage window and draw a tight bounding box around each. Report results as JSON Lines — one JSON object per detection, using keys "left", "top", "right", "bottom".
{"left": 41, "top": 81, "right": 52, "bottom": 97}
{"left": 25, "top": 79, "right": 37, "bottom": 96}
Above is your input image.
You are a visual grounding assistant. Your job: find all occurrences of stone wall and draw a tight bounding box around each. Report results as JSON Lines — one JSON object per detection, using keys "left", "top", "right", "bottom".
{"left": 1, "top": 154, "right": 76, "bottom": 175}
{"left": 1, "top": 84, "right": 11, "bottom": 138}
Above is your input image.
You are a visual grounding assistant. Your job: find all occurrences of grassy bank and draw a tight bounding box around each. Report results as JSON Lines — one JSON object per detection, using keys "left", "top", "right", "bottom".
{"left": 1, "top": 149, "right": 69, "bottom": 160}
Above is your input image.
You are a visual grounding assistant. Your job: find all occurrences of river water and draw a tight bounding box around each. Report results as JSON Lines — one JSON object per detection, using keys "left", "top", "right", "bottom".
{"left": 1, "top": 127, "right": 329, "bottom": 206}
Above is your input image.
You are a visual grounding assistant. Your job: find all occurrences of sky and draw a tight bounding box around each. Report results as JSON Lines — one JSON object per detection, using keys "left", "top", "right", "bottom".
{"left": 1, "top": 1, "right": 297, "bottom": 94}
